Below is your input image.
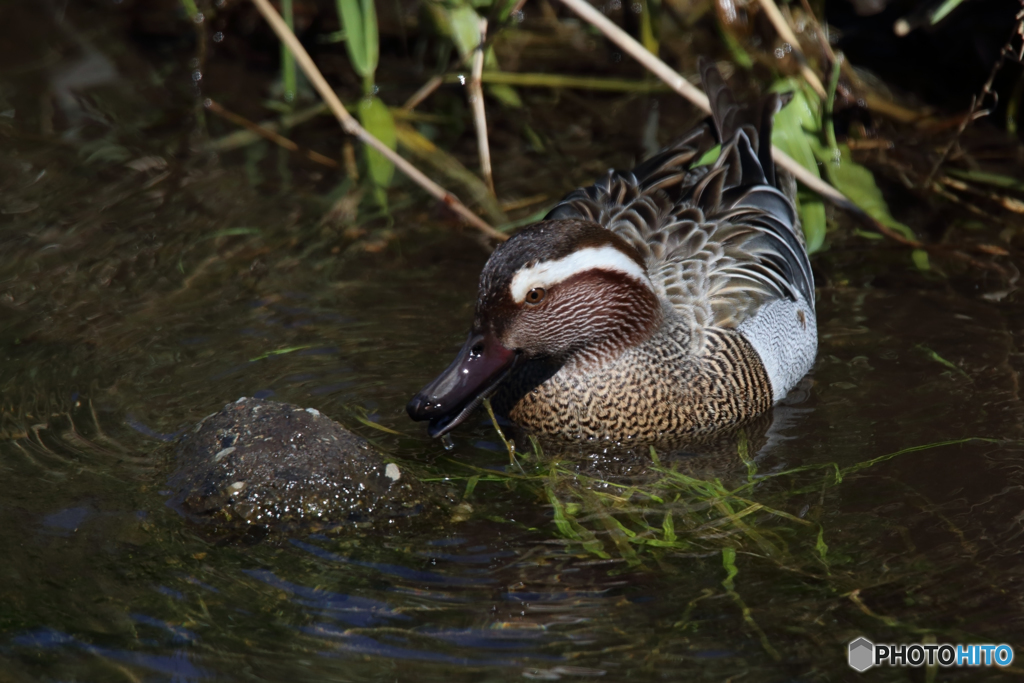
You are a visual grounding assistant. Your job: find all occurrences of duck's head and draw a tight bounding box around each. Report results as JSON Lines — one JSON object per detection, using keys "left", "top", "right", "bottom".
{"left": 407, "top": 218, "right": 663, "bottom": 437}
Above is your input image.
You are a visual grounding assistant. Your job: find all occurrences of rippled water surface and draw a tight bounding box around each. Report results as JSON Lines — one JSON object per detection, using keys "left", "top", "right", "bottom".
{"left": 2, "top": 3, "right": 1024, "bottom": 682}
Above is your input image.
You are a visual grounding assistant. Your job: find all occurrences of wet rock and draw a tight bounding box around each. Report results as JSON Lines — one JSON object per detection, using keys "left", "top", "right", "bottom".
{"left": 171, "top": 397, "right": 434, "bottom": 532}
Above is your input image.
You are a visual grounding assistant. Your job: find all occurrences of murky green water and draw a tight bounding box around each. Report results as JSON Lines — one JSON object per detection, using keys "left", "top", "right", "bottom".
{"left": 2, "top": 3, "right": 1024, "bottom": 682}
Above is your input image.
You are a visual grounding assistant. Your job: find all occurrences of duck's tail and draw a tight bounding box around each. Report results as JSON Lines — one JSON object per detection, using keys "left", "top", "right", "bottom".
{"left": 699, "top": 58, "right": 791, "bottom": 190}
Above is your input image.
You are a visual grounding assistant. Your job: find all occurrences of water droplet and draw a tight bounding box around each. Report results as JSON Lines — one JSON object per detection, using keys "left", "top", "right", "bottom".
{"left": 212, "top": 31, "right": 224, "bottom": 43}
{"left": 194, "top": 12, "right": 205, "bottom": 24}
{"left": 441, "top": 433, "right": 456, "bottom": 451}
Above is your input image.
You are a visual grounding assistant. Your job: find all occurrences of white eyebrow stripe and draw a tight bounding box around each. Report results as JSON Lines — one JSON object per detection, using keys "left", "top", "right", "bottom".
{"left": 509, "top": 245, "right": 650, "bottom": 303}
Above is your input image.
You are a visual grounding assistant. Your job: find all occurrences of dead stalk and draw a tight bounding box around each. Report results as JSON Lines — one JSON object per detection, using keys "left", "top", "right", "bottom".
{"left": 924, "top": 12, "right": 1024, "bottom": 187}
{"left": 403, "top": 75, "right": 445, "bottom": 111}
{"left": 470, "top": 17, "right": 495, "bottom": 195}
{"left": 557, "top": 0, "right": 710, "bottom": 111}
{"left": 556, "top": 0, "right": 902, "bottom": 239}
{"left": 753, "top": 0, "right": 827, "bottom": 98}
{"left": 205, "top": 99, "right": 338, "bottom": 168}
{"left": 249, "top": 0, "right": 507, "bottom": 241}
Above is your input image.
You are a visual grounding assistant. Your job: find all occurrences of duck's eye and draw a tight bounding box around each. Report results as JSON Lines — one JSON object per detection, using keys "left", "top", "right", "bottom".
{"left": 525, "top": 287, "right": 546, "bottom": 305}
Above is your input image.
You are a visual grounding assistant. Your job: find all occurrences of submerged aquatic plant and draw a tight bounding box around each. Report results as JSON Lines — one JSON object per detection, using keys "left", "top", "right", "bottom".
{"left": 456, "top": 429, "right": 990, "bottom": 574}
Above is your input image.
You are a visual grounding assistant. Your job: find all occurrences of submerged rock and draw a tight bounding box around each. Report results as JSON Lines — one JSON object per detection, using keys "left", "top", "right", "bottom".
{"left": 171, "top": 397, "right": 434, "bottom": 532}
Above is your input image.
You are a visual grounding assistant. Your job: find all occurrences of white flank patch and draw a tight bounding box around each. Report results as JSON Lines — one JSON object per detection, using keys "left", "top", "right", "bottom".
{"left": 509, "top": 245, "right": 650, "bottom": 303}
{"left": 737, "top": 296, "right": 817, "bottom": 402}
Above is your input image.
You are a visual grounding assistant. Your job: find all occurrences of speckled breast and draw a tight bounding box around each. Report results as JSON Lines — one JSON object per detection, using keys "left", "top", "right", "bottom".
{"left": 494, "top": 321, "right": 774, "bottom": 443}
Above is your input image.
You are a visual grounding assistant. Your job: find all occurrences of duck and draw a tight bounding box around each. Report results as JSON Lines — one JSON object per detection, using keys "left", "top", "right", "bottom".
{"left": 407, "top": 61, "right": 817, "bottom": 444}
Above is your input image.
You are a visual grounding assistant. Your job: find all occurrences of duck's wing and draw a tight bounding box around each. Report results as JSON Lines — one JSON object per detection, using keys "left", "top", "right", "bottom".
{"left": 545, "top": 62, "right": 813, "bottom": 331}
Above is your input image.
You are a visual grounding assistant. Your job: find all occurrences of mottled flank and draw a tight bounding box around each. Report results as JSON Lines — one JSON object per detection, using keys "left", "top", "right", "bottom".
{"left": 496, "top": 319, "right": 772, "bottom": 442}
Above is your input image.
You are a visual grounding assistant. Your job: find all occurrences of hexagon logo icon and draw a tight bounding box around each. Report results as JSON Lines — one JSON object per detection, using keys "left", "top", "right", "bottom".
{"left": 849, "top": 637, "right": 875, "bottom": 672}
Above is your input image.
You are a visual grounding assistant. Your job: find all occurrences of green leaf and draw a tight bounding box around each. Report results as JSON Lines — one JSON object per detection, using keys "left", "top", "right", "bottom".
{"left": 179, "top": 0, "right": 199, "bottom": 20}
{"left": 446, "top": 4, "right": 482, "bottom": 59}
{"left": 357, "top": 96, "right": 397, "bottom": 188}
{"left": 796, "top": 188, "right": 826, "bottom": 254}
{"left": 486, "top": 83, "right": 522, "bottom": 108}
{"left": 770, "top": 81, "right": 827, "bottom": 251}
{"left": 911, "top": 248, "right": 930, "bottom": 272}
{"left": 463, "top": 475, "right": 480, "bottom": 499}
{"left": 771, "top": 79, "right": 917, "bottom": 247}
{"left": 695, "top": 143, "right": 721, "bottom": 168}
{"left": 817, "top": 144, "right": 917, "bottom": 244}
{"left": 336, "top": 0, "right": 378, "bottom": 78}
{"left": 431, "top": 6, "right": 522, "bottom": 108}
{"left": 483, "top": 49, "right": 522, "bottom": 107}
{"left": 494, "top": 0, "right": 521, "bottom": 20}
{"left": 717, "top": 24, "right": 754, "bottom": 69}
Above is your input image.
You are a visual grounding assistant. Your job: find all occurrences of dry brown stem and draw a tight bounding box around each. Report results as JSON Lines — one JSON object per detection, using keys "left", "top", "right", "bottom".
{"left": 555, "top": 0, "right": 990, "bottom": 258}
{"left": 753, "top": 0, "right": 827, "bottom": 98}
{"left": 205, "top": 99, "right": 338, "bottom": 168}
{"left": 469, "top": 17, "right": 495, "bottom": 195}
{"left": 249, "top": 0, "right": 507, "bottom": 241}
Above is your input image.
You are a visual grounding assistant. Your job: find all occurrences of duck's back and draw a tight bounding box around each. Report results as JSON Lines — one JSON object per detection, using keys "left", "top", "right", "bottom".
{"left": 544, "top": 63, "right": 816, "bottom": 402}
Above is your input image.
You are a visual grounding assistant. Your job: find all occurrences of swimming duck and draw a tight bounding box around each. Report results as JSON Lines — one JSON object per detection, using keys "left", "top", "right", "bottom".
{"left": 408, "top": 62, "right": 817, "bottom": 443}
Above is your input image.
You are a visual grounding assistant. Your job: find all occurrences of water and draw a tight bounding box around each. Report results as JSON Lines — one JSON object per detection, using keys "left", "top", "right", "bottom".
{"left": 2, "top": 3, "right": 1024, "bottom": 681}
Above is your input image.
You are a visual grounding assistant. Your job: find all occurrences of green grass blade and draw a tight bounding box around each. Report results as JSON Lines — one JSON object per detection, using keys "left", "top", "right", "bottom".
{"left": 662, "top": 511, "right": 677, "bottom": 544}
{"left": 721, "top": 548, "right": 781, "bottom": 661}
{"left": 248, "top": 345, "right": 313, "bottom": 362}
{"left": 945, "top": 168, "right": 1024, "bottom": 192}
{"left": 359, "top": 0, "right": 379, "bottom": 76}
{"left": 721, "top": 547, "right": 738, "bottom": 590}
{"left": 928, "top": 0, "right": 966, "bottom": 25}
{"left": 281, "top": 0, "right": 296, "bottom": 103}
